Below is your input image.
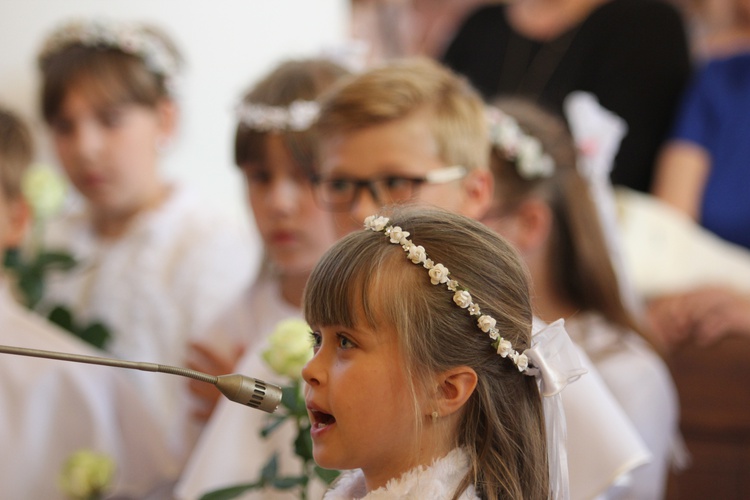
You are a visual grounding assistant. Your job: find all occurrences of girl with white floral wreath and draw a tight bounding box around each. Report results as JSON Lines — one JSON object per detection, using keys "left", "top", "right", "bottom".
{"left": 303, "top": 206, "right": 587, "bottom": 500}
{"left": 483, "top": 97, "right": 682, "bottom": 499}
{"left": 35, "top": 18, "right": 255, "bottom": 466}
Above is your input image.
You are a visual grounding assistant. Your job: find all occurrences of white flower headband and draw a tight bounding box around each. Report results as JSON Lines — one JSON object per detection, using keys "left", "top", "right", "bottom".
{"left": 39, "top": 20, "right": 181, "bottom": 95}
{"left": 235, "top": 100, "right": 320, "bottom": 132}
{"left": 364, "top": 214, "right": 531, "bottom": 372}
{"left": 487, "top": 107, "right": 555, "bottom": 180}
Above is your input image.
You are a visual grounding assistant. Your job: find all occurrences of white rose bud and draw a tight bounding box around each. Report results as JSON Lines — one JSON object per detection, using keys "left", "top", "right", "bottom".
{"left": 477, "top": 315, "right": 496, "bottom": 332}
{"left": 516, "top": 353, "right": 529, "bottom": 372}
{"left": 59, "top": 449, "right": 115, "bottom": 500}
{"left": 388, "top": 226, "right": 410, "bottom": 244}
{"left": 407, "top": 244, "right": 426, "bottom": 264}
{"left": 453, "top": 290, "right": 472, "bottom": 308}
{"left": 496, "top": 339, "right": 513, "bottom": 357}
{"left": 429, "top": 263, "right": 450, "bottom": 285}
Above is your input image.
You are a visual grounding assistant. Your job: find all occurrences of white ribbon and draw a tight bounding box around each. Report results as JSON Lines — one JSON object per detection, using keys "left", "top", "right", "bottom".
{"left": 525, "top": 318, "right": 587, "bottom": 500}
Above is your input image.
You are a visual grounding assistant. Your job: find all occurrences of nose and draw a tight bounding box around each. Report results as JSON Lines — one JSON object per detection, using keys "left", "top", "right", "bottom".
{"left": 266, "top": 177, "right": 301, "bottom": 216}
{"left": 71, "top": 122, "right": 104, "bottom": 164}
{"left": 349, "top": 184, "right": 383, "bottom": 228}
{"left": 301, "top": 349, "right": 325, "bottom": 388}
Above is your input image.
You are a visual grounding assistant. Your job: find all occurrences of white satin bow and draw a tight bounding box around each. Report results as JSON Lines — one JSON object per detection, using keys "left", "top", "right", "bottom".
{"left": 523, "top": 318, "right": 587, "bottom": 396}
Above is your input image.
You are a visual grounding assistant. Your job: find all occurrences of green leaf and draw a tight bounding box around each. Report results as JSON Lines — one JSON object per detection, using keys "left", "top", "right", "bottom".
{"left": 314, "top": 465, "right": 341, "bottom": 484}
{"left": 281, "top": 384, "right": 305, "bottom": 415}
{"left": 272, "top": 475, "right": 307, "bottom": 489}
{"left": 3, "top": 247, "right": 21, "bottom": 270}
{"left": 260, "top": 454, "right": 278, "bottom": 482}
{"left": 47, "top": 305, "right": 74, "bottom": 332}
{"left": 198, "top": 481, "right": 263, "bottom": 500}
{"left": 34, "top": 251, "right": 77, "bottom": 271}
{"left": 294, "top": 424, "right": 313, "bottom": 461}
{"left": 79, "top": 322, "right": 111, "bottom": 350}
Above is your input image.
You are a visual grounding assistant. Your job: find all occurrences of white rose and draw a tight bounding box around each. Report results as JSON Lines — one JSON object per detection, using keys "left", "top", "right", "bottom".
{"left": 447, "top": 280, "right": 459, "bottom": 291}
{"left": 22, "top": 165, "right": 67, "bottom": 220}
{"left": 496, "top": 339, "right": 513, "bottom": 357}
{"left": 477, "top": 315, "right": 496, "bottom": 332}
{"left": 428, "top": 263, "right": 450, "bottom": 285}
{"left": 364, "top": 215, "right": 389, "bottom": 231}
{"left": 407, "top": 244, "right": 426, "bottom": 264}
{"left": 262, "top": 318, "right": 314, "bottom": 380}
{"left": 388, "top": 226, "right": 410, "bottom": 244}
{"left": 453, "top": 290, "right": 472, "bottom": 308}
{"left": 58, "top": 449, "right": 115, "bottom": 500}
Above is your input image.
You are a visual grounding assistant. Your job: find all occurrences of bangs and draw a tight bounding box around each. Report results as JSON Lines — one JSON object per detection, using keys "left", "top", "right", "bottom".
{"left": 235, "top": 128, "right": 317, "bottom": 177}
{"left": 42, "top": 47, "right": 165, "bottom": 122}
{"left": 303, "top": 229, "right": 418, "bottom": 331}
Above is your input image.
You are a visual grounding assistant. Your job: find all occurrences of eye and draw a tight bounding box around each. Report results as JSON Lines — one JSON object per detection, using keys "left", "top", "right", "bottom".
{"left": 244, "top": 169, "right": 270, "bottom": 184}
{"left": 337, "top": 333, "right": 356, "bottom": 350}
{"left": 326, "top": 179, "right": 354, "bottom": 194}
{"left": 51, "top": 117, "right": 74, "bottom": 136}
{"left": 99, "top": 108, "right": 125, "bottom": 128}
{"left": 309, "top": 331, "right": 322, "bottom": 351}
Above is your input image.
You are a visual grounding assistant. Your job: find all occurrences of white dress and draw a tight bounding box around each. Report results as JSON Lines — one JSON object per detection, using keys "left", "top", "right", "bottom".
{"left": 39, "top": 184, "right": 256, "bottom": 461}
{"left": 565, "top": 312, "right": 680, "bottom": 500}
{"left": 0, "top": 282, "right": 179, "bottom": 499}
{"left": 174, "top": 275, "right": 328, "bottom": 500}
{"left": 323, "top": 448, "right": 479, "bottom": 500}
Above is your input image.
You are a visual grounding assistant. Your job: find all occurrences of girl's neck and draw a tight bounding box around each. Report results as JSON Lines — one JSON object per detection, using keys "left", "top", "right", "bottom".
{"left": 508, "top": 0, "right": 607, "bottom": 40}
{"left": 92, "top": 183, "right": 170, "bottom": 239}
{"left": 528, "top": 247, "right": 579, "bottom": 322}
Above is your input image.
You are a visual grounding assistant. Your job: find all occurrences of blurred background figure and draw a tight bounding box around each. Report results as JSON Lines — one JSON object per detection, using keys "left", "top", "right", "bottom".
{"left": 34, "top": 18, "right": 255, "bottom": 465}
{"left": 0, "top": 104, "right": 178, "bottom": 500}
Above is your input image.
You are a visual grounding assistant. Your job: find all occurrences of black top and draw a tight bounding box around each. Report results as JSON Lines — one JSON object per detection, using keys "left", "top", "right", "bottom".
{"left": 441, "top": 0, "right": 692, "bottom": 192}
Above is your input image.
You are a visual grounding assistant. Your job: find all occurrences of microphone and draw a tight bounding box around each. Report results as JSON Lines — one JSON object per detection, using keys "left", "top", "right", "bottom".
{"left": 0, "top": 344, "right": 282, "bottom": 413}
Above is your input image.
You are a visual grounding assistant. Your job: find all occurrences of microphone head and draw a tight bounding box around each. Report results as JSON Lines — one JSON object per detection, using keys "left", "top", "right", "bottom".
{"left": 215, "top": 374, "right": 283, "bottom": 413}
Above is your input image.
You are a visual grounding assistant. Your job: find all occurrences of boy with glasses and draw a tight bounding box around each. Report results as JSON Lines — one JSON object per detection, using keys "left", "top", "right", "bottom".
{"left": 313, "top": 57, "right": 494, "bottom": 237}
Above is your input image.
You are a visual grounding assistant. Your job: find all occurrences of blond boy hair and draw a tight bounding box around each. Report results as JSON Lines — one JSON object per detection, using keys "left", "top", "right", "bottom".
{"left": 316, "top": 57, "right": 489, "bottom": 172}
{"left": 0, "top": 108, "right": 33, "bottom": 199}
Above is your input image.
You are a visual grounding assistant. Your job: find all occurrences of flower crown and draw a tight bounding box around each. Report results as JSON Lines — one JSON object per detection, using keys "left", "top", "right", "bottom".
{"left": 39, "top": 19, "right": 181, "bottom": 94}
{"left": 364, "top": 214, "right": 531, "bottom": 372}
{"left": 487, "top": 107, "right": 555, "bottom": 180}
{"left": 236, "top": 100, "right": 320, "bottom": 132}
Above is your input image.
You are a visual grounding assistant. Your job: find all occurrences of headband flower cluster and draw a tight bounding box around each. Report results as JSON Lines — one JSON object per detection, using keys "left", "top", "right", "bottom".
{"left": 487, "top": 106, "right": 555, "bottom": 180}
{"left": 364, "top": 214, "right": 530, "bottom": 372}
{"left": 236, "top": 100, "right": 320, "bottom": 132}
{"left": 39, "top": 19, "right": 181, "bottom": 94}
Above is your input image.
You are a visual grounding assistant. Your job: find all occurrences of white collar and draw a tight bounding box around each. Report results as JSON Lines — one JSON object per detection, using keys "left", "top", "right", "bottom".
{"left": 323, "top": 448, "right": 479, "bottom": 500}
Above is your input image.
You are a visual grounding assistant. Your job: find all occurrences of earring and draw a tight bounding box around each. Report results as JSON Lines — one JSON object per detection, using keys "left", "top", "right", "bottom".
{"left": 431, "top": 411, "right": 439, "bottom": 423}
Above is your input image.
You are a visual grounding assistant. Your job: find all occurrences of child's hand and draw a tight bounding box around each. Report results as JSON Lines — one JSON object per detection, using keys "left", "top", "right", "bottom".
{"left": 186, "top": 341, "right": 245, "bottom": 422}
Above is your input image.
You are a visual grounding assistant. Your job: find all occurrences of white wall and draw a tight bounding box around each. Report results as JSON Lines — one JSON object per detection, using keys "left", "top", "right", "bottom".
{"left": 0, "top": 0, "right": 349, "bottom": 252}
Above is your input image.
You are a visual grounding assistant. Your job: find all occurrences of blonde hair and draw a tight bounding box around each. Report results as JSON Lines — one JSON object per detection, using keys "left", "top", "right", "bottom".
{"left": 304, "top": 206, "right": 548, "bottom": 500}
{"left": 38, "top": 21, "right": 182, "bottom": 123}
{"left": 234, "top": 58, "right": 350, "bottom": 175}
{"left": 489, "top": 97, "right": 649, "bottom": 344}
{"left": 0, "top": 107, "right": 33, "bottom": 199}
{"left": 316, "top": 57, "right": 489, "bottom": 172}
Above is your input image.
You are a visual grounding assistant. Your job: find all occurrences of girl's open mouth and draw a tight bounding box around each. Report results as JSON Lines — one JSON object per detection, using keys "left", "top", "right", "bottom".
{"left": 310, "top": 409, "right": 336, "bottom": 429}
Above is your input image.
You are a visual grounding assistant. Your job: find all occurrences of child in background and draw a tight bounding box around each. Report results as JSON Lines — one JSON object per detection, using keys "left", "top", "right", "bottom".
{"left": 35, "top": 19, "right": 254, "bottom": 463}
{"left": 483, "top": 97, "right": 679, "bottom": 499}
{"left": 311, "top": 57, "right": 651, "bottom": 500}
{"left": 0, "top": 106, "right": 178, "bottom": 500}
{"left": 303, "top": 206, "right": 582, "bottom": 499}
{"left": 175, "top": 58, "right": 349, "bottom": 499}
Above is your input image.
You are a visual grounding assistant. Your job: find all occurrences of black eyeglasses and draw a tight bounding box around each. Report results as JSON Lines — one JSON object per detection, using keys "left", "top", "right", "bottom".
{"left": 313, "top": 166, "right": 467, "bottom": 212}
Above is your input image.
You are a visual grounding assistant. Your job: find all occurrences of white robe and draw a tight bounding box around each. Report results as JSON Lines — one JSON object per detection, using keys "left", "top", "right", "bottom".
{"left": 566, "top": 312, "right": 680, "bottom": 500}
{"left": 174, "top": 276, "right": 326, "bottom": 500}
{"left": 40, "top": 184, "right": 256, "bottom": 462}
{"left": 0, "top": 282, "right": 179, "bottom": 499}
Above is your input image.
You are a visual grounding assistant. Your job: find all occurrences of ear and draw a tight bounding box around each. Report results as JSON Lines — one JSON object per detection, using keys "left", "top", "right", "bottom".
{"left": 432, "top": 366, "right": 478, "bottom": 418}
{"left": 3, "top": 197, "right": 30, "bottom": 248}
{"left": 460, "top": 168, "right": 494, "bottom": 220}
{"left": 155, "top": 98, "right": 179, "bottom": 142}
{"left": 509, "top": 198, "right": 553, "bottom": 255}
